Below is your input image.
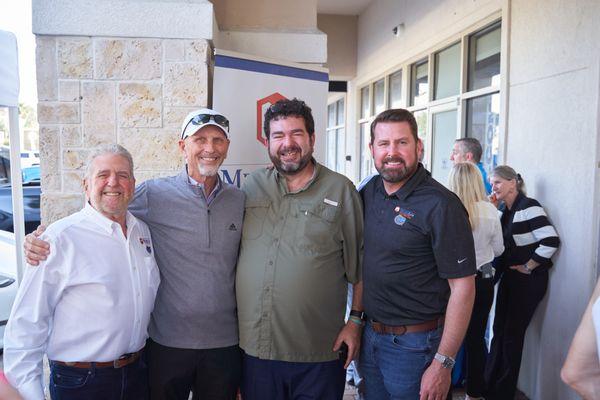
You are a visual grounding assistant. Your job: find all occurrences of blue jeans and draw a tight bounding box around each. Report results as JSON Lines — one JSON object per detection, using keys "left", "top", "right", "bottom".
{"left": 359, "top": 322, "right": 442, "bottom": 400}
{"left": 49, "top": 355, "right": 149, "bottom": 400}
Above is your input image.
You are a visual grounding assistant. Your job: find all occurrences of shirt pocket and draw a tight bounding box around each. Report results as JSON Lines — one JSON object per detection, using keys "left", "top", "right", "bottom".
{"left": 242, "top": 199, "right": 271, "bottom": 240}
{"left": 295, "top": 201, "right": 339, "bottom": 253}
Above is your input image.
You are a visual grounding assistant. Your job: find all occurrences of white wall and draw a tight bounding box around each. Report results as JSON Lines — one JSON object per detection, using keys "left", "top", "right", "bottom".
{"left": 508, "top": 0, "right": 600, "bottom": 398}
{"left": 351, "top": 0, "right": 600, "bottom": 398}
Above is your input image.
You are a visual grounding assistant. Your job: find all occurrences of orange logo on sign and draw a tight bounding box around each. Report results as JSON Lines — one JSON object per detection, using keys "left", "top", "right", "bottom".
{"left": 256, "top": 93, "right": 287, "bottom": 147}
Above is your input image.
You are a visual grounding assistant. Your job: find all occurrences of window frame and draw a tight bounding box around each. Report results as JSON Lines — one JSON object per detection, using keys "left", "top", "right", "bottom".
{"left": 353, "top": 16, "right": 503, "bottom": 184}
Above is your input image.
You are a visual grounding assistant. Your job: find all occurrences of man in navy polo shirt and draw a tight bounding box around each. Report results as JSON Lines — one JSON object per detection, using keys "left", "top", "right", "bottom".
{"left": 359, "top": 109, "right": 476, "bottom": 400}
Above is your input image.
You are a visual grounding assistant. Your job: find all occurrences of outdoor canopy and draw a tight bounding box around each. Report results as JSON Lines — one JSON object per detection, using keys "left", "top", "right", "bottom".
{"left": 0, "top": 28, "right": 25, "bottom": 283}
{"left": 0, "top": 30, "right": 20, "bottom": 107}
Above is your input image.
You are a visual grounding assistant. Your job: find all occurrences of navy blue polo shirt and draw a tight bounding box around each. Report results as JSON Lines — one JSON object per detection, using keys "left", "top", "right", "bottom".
{"left": 361, "top": 164, "right": 476, "bottom": 326}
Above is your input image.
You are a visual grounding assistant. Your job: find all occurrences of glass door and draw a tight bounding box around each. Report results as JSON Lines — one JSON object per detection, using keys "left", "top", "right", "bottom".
{"left": 429, "top": 106, "right": 458, "bottom": 185}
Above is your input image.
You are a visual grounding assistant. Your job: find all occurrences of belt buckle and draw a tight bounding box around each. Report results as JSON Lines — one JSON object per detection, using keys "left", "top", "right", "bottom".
{"left": 395, "top": 325, "right": 407, "bottom": 336}
{"left": 113, "top": 353, "right": 131, "bottom": 369}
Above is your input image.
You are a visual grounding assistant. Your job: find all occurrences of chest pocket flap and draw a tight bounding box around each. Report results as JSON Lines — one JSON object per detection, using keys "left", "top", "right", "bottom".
{"left": 243, "top": 199, "right": 271, "bottom": 240}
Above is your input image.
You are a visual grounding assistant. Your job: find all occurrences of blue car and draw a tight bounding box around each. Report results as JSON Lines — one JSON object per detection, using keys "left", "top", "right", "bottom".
{"left": 0, "top": 165, "right": 41, "bottom": 234}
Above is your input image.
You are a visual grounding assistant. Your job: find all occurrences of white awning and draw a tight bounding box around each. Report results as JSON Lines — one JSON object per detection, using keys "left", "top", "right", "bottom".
{"left": 0, "top": 29, "right": 25, "bottom": 284}
{"left": 0, "top": 30, "right": 20, "bottom": 107}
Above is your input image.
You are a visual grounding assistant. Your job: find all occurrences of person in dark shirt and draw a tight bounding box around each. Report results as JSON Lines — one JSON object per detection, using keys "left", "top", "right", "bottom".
{"left": 359, "top": 109, "right": 476, "bottom": 399}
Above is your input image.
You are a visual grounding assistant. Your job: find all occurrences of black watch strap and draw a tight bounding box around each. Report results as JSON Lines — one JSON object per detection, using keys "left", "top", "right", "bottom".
{"left": 350, "top": 310, "right": 366, "bottom": 321}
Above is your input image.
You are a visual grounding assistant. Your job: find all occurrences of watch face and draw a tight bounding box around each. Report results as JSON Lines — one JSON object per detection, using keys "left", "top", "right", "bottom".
{"left": 435, "top": 353, "right": 455, "bottom": 369}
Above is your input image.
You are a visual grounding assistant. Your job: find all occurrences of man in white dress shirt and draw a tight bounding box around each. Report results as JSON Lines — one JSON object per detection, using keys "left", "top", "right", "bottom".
{"left": 3, "top": 144, "right": 160, "bottom": 400}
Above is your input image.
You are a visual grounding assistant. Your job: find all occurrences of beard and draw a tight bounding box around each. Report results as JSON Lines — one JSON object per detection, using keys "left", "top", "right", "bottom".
{"left": 376, "top": 155, "right": 418, "bottom": 184}
{"left": 197, "top": 162, "right": 220, "bottom": 177}
{"left": 269, "top": 144, "right": 313, "bottom": 175}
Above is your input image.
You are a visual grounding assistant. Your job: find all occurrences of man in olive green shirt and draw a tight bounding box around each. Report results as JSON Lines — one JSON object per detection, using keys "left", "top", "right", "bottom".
{"left": 237, "top": 99, "right": 364, "bottom": 400}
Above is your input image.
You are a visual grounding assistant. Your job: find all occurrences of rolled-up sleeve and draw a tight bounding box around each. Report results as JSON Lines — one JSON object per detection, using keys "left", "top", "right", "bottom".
{"left": 342, "top": 186, "right": 364, "bottom": 284}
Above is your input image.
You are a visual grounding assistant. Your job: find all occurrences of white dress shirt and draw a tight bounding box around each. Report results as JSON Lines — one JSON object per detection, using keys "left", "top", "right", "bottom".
{"left": 3, "top": 203, "right": 160, "bottom": 400}
{"left": 472, "top": 201, "right": 505, "bottom": 269}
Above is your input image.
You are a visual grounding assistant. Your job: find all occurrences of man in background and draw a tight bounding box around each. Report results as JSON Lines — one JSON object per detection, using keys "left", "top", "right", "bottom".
{"left": 450, "top": 137, "right": 492, "bottom": 193}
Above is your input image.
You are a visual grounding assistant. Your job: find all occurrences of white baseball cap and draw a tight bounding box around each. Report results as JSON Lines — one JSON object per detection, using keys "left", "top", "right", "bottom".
{"left": 180, "top": 108, "right": 229, "bottom": 140}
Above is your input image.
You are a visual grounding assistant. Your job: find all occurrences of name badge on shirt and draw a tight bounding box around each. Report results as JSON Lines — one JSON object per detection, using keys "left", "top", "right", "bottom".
{"left": 139, "top": 237, "right": 152, "bottom": 255}
{"left": 393, "top": 206, "right": 415, "bottom": 226}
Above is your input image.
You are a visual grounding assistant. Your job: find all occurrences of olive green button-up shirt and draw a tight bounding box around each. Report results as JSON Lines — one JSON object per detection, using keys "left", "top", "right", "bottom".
{"left": 236, "top": 162, "right": 363, "bottom": 362}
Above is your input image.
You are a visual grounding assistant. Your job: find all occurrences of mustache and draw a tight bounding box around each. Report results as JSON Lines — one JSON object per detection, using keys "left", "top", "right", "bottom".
{"left": 383, "top": 156, "right": 406, "bottom": 164}
{"left": 279, "top": 145, "right": 302, "bottom": 154}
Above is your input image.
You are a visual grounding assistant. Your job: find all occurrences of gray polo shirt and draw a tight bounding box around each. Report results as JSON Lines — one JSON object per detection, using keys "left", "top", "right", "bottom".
{"left": 129, "top": 169, "right": 245, "bottom": 349}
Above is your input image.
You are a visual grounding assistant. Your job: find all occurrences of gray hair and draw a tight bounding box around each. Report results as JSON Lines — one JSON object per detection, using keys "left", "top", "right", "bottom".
{"left": 455, "top": 138, "right": 483, "bottom": 163}
{"left": 491, "top": 165, "right": 527, "bottom": 195}
{"left": 84, "top": 144, "right": 134, "bottom": 179}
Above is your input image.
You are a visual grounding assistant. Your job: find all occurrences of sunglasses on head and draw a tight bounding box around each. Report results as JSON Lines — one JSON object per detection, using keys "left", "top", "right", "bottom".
{"left": 181, "top": 113, "right": 230, "bottom": 139}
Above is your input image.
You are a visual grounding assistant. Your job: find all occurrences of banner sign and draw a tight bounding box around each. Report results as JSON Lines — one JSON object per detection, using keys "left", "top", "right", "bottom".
{"left": 213, "top": 49, "right": 329, "bottom": 187}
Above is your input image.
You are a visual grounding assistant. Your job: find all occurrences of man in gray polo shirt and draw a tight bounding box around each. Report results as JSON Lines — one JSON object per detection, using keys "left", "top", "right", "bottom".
{"left": 24, "top": 109, "right": 244, "bottom": 400}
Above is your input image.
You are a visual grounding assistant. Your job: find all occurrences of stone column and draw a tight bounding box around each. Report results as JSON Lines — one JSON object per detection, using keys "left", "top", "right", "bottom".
{"left": 33, "top": 0, "right": 214, "bottom": 223}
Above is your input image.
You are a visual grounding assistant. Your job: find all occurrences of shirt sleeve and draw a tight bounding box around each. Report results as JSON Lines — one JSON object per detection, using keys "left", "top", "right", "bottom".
{"left": 129, "top": 181, "right": 150, "bottom": 221}
{"left": 4, "top": 235, "right": 66, "bottom": 400}
{"left": 526, "top": 204, "right": 560, "bottom": 265}
{"left": 341, "top": 184, "right": 364, "bottom": 284}
{"left": 430, "top": 197, "right": 477, "bottom": 279}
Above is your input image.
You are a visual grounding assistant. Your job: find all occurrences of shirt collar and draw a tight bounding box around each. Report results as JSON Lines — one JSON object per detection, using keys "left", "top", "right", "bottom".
{"left": 375, "top": 163, "right": 429, "bottom": 201}
{"left": 188, "top": 172, "right": 223, "bottom": 193}
{"left": 81, "top": 202, "right": 136, "bottom": 235}
{"left": 178, "top": 166, "right": 223, "bottom": 197}
{"left": 274, "top": 158, "right": 320, "bottom": 195}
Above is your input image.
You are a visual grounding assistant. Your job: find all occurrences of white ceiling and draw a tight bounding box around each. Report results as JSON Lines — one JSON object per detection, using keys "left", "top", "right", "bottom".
{"left": 317, "top": 0, "right": 373, "bottom": 16}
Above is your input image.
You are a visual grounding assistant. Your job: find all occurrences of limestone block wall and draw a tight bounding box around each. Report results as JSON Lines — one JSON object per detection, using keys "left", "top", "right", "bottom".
{"left": 36, "top": 36, "right": 210, "bottom": 224}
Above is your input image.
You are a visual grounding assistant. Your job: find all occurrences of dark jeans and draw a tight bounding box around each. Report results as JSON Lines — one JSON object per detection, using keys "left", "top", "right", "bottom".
{"left": 147, "top": 339, "right": 242, "bottom": 400}
{"left": 241, "top": 353, "right": 346, "bottom": 400}
{"left": 464, "top": 273, "right": 494, "bottom": 397}
{"left": 49, "top": 354, "right": 149, "bottom": 400}
{"left": 485, "top": 268, "right": 548, "bottom": 400}
{"left": 359, "top": 321, "right": 443, "bottom": 400}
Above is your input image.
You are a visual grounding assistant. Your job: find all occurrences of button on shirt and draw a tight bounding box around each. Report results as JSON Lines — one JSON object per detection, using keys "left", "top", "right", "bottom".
{"left": 4, "top": 204, "right": 160, "bottom": 400}
{"left": 236, "top": 162, "right": 363, "bottom": 362}
{"left": 361, "top": 164, "right": 476, "bottom": 326}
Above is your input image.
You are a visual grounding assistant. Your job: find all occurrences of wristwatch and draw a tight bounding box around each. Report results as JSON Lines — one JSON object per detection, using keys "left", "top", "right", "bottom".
{"left": 349, "top": 310, "right": 366, "bottom": 321}
{"left": 434, "top": 352, "right": 456, "bottom": 369}
{"left": 523, "top": 264, "right": 532, "bottom": 274}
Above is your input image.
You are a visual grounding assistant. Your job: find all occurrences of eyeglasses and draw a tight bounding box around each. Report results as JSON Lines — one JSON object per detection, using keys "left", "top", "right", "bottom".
{"left": 181, "top": 114, "right": 230, "bottom": 139}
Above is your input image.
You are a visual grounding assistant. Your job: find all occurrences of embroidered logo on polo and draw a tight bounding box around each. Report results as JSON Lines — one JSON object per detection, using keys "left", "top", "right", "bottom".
{"left": 393, "top": 206, "right": 415, "bottom": 226}
{"left": 139, "top": 237, "right": 152, "bottom": 254}
{"left": 228, "top": 223, "right": 237, "bottom": 231}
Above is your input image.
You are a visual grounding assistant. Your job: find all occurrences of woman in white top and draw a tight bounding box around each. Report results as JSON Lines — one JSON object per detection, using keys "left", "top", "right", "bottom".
{"left": 448, "top": 162, "right": 504, "bottom": 400}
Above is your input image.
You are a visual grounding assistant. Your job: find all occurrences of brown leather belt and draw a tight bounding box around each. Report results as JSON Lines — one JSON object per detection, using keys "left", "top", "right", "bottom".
{"left": 370, "top": 316, "right": 445, "bottom": 335}
{"left": 53, "top": 349, "right": 143, "bottom": 369}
